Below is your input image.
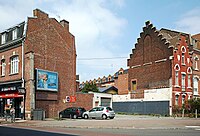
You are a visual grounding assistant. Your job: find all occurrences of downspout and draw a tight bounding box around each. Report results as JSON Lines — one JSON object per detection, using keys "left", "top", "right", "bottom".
{"left": 22, "top": 20, "right": 27, "bottom": 87}
{"left": 22, "top": 20, "right": 28, "bottom": 120}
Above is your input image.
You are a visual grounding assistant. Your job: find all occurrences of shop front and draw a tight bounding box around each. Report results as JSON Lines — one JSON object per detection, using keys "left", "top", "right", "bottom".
{"left": 0, "top": 82, "right": 25, "bottom": 119}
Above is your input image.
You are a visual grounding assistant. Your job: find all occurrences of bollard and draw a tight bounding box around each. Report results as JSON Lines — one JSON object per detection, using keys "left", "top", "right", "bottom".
{"left": 195, "top": 109, "right": 197, "bottom": 119}
{"left": 182, "top": 109, "right": 185, "bottom": 118}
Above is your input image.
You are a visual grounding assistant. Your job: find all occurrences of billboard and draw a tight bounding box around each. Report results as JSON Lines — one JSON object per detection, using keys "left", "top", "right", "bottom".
{"left": 36, "top": 69, "right": 58, "bottom": 91}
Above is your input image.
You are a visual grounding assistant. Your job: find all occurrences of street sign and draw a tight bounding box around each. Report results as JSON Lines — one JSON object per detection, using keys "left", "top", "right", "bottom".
{"left": 18, "top": 87, "right": 26, "bottom": 94}
{"left": 65, "top": 96, "right": 76, "bottom": 103}
{"left": 66, "top": 96, "right": 70, "bottom": 102}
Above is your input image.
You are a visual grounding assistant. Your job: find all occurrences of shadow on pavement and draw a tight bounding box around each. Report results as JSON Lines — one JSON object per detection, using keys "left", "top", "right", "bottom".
{"left": 0, "top": 126, "right": 78, "bottom": 136}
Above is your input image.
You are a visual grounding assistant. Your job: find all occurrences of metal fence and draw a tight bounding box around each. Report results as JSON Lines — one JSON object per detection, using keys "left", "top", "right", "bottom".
{"left": 113, "top": 101, "right": 169, "bottom": 115}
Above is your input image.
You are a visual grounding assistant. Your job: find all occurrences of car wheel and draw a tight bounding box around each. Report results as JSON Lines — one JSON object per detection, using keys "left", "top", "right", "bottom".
{"left": 84, "top": 114, "right": 89, "bottom": 119}
{"left": 102, "top": 114, "right": 107, "bottom": 119}
{"left": 73, "top": 114, "right": 77, "bottom": 119}
{"left": 110, "top": 117, "right": 114, "bottom": 119}
{"left": 59, "top": 114, "right": 63, "bottom": 119}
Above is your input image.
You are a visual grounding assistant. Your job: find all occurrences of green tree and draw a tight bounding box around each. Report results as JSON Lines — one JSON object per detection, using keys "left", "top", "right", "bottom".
{"left": 81, "top": 83, "right": 99, "bottom": 93}
{"left": 188, "top": 98, "right": 200, "bottom": 113}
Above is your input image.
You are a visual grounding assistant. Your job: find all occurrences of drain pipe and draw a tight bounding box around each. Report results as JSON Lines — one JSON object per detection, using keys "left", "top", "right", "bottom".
{"left": 22, "top": 21, "right": 27, "bottom": 120}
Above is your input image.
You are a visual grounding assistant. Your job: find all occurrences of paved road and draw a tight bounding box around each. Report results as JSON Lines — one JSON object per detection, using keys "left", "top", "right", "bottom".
{"left": 1, "top": 115, "right": 200, "bottom": 136}
{"left": 1, "top": 126, "right": 200, "bottom": 136}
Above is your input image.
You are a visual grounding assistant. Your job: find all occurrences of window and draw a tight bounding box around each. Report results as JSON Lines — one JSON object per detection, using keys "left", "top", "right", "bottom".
{"left": 175, "top": 95, "right": 179, "bottom": 105}
{"left": 132, "top": 80, "right": 137, "bottom": 91}
{"left": 193, "top": 77, "right": 198, "bottom": 95}
{"left": 182, "top": 95, "right": 185, "bottom": 105}
{"left": 182, "top": 53, "right": 185, "bottom": 65}
{"left": 1, "top": 59, "right": 6, "bottom": 76}
{"left": 194, "top": 56, "right": 199, "bottom": 70}
{"left": 12, "top": 29, "right": 17, "bottom": 40}
{"left": 188, "top": 75, "right": 191, "bottom": 88}
{"left": 175, "top": 71, "right": 179, "bottom": 86}
{"left": 181, "top": 74, "right": 186, "bottom": 91}
{"left": 10, "top": 56, "right": 19, "bottom": 74}
{"left": 1, "top": 33, "right": 6, "bottom": 44}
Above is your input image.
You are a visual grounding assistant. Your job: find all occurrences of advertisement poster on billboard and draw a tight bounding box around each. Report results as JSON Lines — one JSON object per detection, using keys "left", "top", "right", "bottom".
{"left": 36, "top": 69, "right": 58, "bottom": 91}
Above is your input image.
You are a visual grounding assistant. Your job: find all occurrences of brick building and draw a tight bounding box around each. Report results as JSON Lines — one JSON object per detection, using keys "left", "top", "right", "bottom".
{"left": 81, "top": 68, "right": 129, "bottom": 95}
{"left": 0, "top": 9, "right": 81, "bottom": 118}
{"left": 128, "top": 21, "right": 199, "bottom": 112}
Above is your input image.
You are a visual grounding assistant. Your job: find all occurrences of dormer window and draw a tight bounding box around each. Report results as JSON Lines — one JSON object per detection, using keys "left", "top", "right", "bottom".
{"left": 1, "top": 33, "right": 6, "bottom": 44}
{"left": 12, "top": 28, "right": 17, "bottom": 40}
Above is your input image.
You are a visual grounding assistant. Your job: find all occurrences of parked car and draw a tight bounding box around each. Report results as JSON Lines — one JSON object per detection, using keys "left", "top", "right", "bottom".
{"left": 82, "top": 106, "right": 115, "bottom": 119}
{"left": 59, "top": 107, "right": 86, "bottom": 119}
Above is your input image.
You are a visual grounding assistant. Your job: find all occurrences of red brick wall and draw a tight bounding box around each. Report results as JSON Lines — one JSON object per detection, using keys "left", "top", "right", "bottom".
{"left": 193, "top": 51, "right": 200, "bottom": 97}
{"left": 69, "top": 93, "right": 94, "bottom": 111}
{"left": 0, "top": 46, "right": 22, "bottom": 82}
{"left": 24, "top": 9, "right": 77, "bottom": 117}
{"left": 128, "top": 22, "right": 173, "bottom": 95}
{"left": 114, "top": 73, "right": 129, "bottom": 95}
{"left": 172, "top": 35, "right": 193, "bottom": 108}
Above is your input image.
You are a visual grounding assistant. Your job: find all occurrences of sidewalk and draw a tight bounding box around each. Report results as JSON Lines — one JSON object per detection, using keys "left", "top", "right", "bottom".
{"left": 0, "top": 118, "right": 27, "bottom": 124}
{"left": 3, "top": 115, "right": 200, "bottom": 130}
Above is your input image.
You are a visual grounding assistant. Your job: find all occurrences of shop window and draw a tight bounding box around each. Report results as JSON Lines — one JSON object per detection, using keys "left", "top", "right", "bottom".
{"left": 10, "top": 56, "right": 19, "bottom": 74}
{"left": 131, "top": 80, "right": 137, "bottom": 91}
{"left": 1, "top": 59, "right": 6, "bottom": 76}
{"left": 12, "top": 28, "right": 17, "bottom": 40}
{"left": 181, "top": 74, "right": 186, "bottom": 91}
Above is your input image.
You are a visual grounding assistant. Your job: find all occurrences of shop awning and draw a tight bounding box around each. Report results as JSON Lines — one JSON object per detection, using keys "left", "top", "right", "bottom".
{"left": 0, "top": 93, "right": 23, "bottom": 98}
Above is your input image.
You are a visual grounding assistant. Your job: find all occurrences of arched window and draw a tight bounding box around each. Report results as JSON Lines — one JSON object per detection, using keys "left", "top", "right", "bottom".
{"left": 174, "top": 64, "right": 180, "bottom": 86}
{"left": 175, "top": 95, "right": 179, "bottom": 105}
{"left": 181, "top": 46, "right": 186, "bottom": 65}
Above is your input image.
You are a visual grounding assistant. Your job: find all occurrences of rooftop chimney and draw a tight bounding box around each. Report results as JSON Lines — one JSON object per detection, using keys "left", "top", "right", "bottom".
{"left": 60, "top": 19, "right": 69, "bottom": 32}
{"left": 33, "top": 9, "right": 48, "bottom": 18}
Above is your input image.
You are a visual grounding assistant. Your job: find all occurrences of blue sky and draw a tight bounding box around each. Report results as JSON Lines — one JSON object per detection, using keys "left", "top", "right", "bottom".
{"left": 0, "top": 0, "right": 200, "bottom": 82}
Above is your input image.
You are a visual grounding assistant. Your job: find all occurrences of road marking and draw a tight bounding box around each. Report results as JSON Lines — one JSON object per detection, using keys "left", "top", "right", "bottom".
{"left": 185, "top": 126, "right": 200, "bottom": 128}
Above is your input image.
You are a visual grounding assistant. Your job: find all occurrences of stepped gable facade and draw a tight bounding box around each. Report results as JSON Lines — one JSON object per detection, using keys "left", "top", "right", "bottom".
{"left": 128, "top": 21, "right": 193, "bottom": 109}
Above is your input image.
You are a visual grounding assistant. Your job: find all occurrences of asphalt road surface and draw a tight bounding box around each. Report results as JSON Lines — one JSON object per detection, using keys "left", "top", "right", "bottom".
{"left": 1, "top": 115, "right": 200, "bottom": 136}
{"left": 0, "top": 126, "right": 200, "bottom": 136}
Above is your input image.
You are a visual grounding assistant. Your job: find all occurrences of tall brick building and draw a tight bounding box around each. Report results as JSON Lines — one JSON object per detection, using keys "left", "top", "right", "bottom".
{"left": 0, "top": 9, "right": 77, "bottom": 118}
{"left": 128, "top": 21, "right": 199, "bottom": 112}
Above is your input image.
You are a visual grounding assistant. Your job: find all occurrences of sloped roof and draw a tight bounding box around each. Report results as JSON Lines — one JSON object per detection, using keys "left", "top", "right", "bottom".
{"left": 98, "top": 86, "right": 118, "bottom": 93}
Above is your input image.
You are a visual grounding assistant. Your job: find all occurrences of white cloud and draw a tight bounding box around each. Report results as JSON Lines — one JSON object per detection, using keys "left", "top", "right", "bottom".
{"left": 0, "top": 0, "right": 128, "bottom": 81}
{"left": 0, "top": 0, "right": 35, "bottom": 31}
{"left": 175, "top": 8, "right": 200, "bottom": 34}
{"left": 50, "top": 0, "right": 128, "bottom": 81}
